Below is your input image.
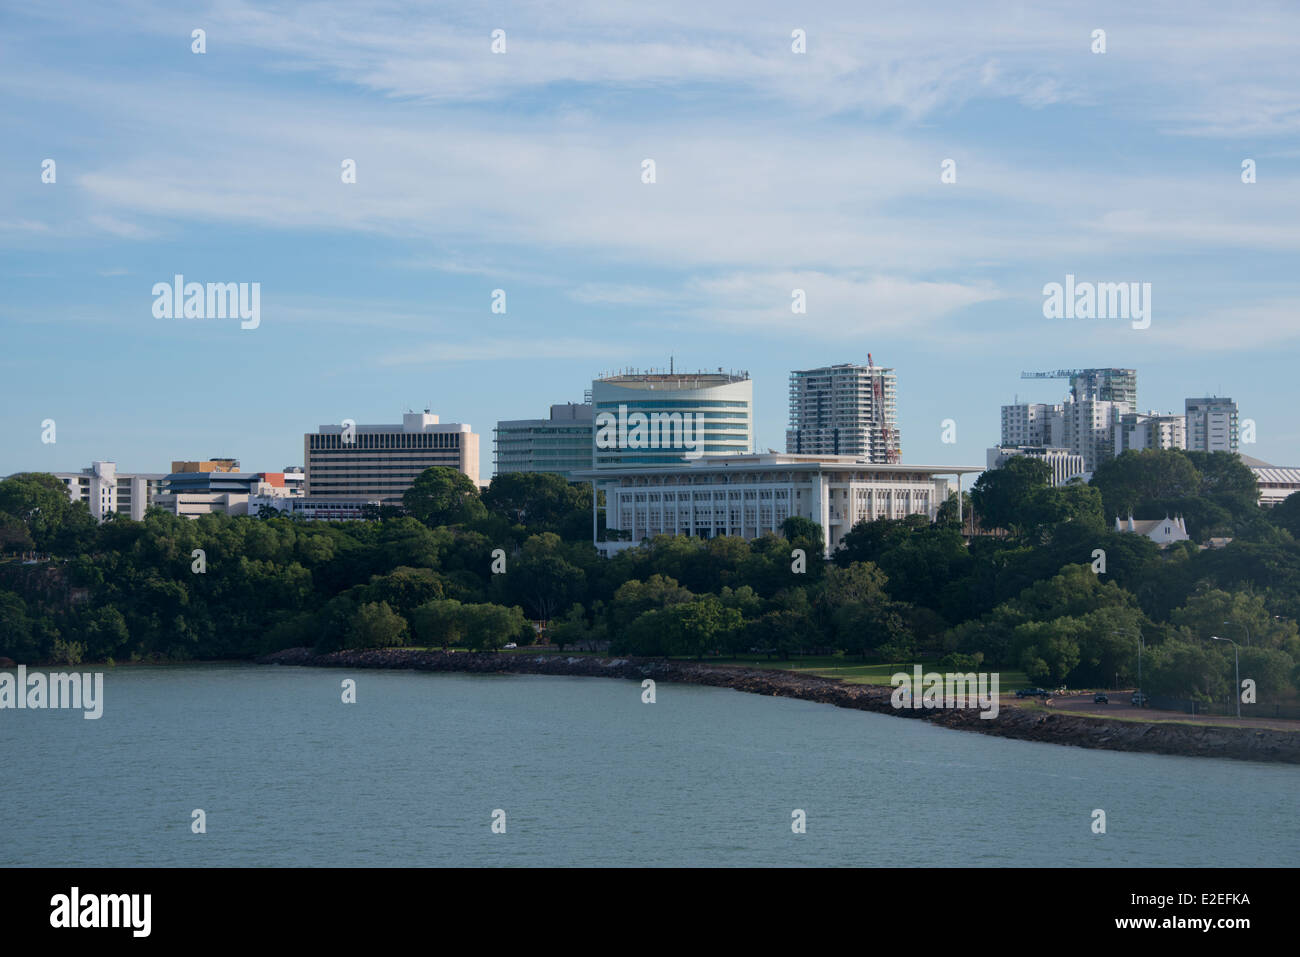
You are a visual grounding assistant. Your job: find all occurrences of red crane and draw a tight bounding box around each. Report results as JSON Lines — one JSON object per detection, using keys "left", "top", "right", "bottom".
{"left": 867, "top": 353, "right": 899, "bottom": 463}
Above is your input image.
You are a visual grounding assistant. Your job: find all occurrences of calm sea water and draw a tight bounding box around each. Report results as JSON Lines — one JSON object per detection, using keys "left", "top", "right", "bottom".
{"left": 2, "top": 663, "right": 1296, "bottom": 867}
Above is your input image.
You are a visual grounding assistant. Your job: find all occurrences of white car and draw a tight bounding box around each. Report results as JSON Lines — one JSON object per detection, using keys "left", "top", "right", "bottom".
{"left": 503, "top": 643, "right": 517, "bottom": 649}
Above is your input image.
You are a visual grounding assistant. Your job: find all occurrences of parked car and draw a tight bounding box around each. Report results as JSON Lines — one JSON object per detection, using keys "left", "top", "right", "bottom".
{"left": 1016, "top": 688, "right": 1052, "bottom": 698}
{"left": 1131, "top": 692, "right": 1149, "bottom": 707}
{"left": 503, "top": 642, "right": 517, "bottom": 649}
{"left": 1094, "top": 693, "right": 1109, "bottom": 704}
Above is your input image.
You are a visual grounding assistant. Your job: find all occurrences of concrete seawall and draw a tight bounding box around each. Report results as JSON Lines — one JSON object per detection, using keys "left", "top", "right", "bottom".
{"left": 258, "top": 647, "right": 1300, "bottom": 764}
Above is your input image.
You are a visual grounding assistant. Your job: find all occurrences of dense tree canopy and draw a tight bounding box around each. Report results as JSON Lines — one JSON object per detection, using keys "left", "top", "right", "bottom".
{"left": 3, "top": 453, "right": 1298, "bottom": 710}
{"left": 402, "top": 467, "right": 487, "bottom": 527}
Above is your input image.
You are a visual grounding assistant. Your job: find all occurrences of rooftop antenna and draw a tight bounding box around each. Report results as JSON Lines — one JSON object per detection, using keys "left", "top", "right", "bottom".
{"left": 670, "top": 355, "right": 674, "bottom": 374}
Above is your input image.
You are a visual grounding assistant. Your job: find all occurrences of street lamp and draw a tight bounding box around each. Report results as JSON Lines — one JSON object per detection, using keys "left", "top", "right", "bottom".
{"left": 1222, "top": 620, "right": 1251, "bottom": 647}
{"left": 1113, "top": 629, "right": 1143, "bottom": 703}
{"left": 1211, "top": 635, "right": 1241, "bottom": 718}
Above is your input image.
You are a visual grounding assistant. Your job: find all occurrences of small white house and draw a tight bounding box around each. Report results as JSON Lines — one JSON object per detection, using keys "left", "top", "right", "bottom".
{"left": 1115, "top": 514, "right": 1190, "bottom": 546}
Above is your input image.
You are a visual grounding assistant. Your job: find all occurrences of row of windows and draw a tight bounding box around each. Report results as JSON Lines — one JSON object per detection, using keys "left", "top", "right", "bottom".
{"left": 309, "top": 433, "right": 462, "bottom": 449}
{"left": 307, "top": 454, "right": 461, "bottom": 464}
{"left": 307, "top": 464, "right": 460, "bottom": 472}
{"left": 621, "top": 490, "right": 792, "bottom": 502}
{"left": 594, "top": 400, "right": 749, "bottom": 409}
{"left": 496, "top": 440, "right": 593, "bottom": 448}
{"left": 619, "top": 512, "right": 793, "bottom": 527}
{"left": 495, "top": 427, "right": 595, "bottom": 435}
{"left": 308, "top": 481, "right": 432, "bottom": 489}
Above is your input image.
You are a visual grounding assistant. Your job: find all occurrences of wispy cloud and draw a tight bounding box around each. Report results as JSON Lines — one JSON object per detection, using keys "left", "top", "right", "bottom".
{"left": 377, "top": 337, "right": 622, "bottom": 364}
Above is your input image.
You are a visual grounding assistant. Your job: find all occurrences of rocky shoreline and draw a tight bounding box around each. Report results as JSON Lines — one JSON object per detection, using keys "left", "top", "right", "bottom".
{"left": 258, "top": 647, "right": 1300, "bottom": 764}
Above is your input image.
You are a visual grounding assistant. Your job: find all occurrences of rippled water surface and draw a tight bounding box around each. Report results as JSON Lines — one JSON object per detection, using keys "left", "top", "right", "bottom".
{"left": 3, "top": 664, "right": 1296, "bottom": 866}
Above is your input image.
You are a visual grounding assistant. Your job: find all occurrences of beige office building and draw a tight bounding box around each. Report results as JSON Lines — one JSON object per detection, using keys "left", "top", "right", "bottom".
{"left": 304, "top": 411, "right": 479, "bottom": 504}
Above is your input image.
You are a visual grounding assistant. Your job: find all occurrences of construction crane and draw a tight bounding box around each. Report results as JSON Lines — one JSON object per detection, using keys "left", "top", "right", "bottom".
{"left": 1020, "top": 369, "right": 1085, "bottom": 380}
{"left": 867, "top": 353, "right": 899, "bottom": 463}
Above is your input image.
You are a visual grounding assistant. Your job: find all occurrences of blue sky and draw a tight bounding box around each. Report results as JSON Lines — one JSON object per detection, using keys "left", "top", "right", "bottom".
{"left": 3, "top": 0, "right": 1299, "bottom": 480}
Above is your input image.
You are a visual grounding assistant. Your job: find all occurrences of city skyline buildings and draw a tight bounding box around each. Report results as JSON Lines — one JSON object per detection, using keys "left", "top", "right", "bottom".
{"left": 18, "top": 360, "right": 1261, "bottom": 490}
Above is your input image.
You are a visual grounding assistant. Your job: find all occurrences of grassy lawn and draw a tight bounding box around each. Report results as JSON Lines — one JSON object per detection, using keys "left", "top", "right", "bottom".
{"left": 700, "top": 654, "right": 1030, "bottom": 689}
{"left": 404, "top": 645, "right": 603, "bottom": 655}
{"left": 1015, "top": 699, "right": 1300, "bottom": 731}
{"left": 402, "top": 646, "right": 1032, "bottom": 688}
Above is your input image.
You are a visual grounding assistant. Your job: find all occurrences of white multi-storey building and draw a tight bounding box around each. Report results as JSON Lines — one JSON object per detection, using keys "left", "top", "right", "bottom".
{"left": 53, "top": 461, "right": 168, "bottom": 522}
{"left": 1063, "top": 398, "right": 1122, "bottom": 473}
{"left": 577, "top": 453, "right": 981, "bottom": 558}
{"left": 591, "top": 370, "right": 752, "bottom": 469}
{"left": 1000, "top": 403, "right": 1065, "bottom": 448}
{"left": 1007, "top": 369, "right": 1137, "bottom": 474}
{"left": 1115, "top": 412, "right": 1186, "bottom": 454}
{"left": 1185, "top": 397, "right": 1239, "bottom": 453}
{"left": 985, "top": 446, "right": 1087, "bottom": 487}
{"left": 787, "top": 362, "right": 900, "bottom": 462}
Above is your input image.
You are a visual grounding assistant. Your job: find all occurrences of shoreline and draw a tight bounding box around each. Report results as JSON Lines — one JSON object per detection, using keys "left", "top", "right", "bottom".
{"left": 258, "top": 647, "right": 1300, "bottom": 765}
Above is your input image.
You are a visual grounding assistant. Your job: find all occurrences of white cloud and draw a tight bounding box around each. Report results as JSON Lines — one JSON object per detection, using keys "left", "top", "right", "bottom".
{"left": 0, "top": 219, "right": 53, "bottom": 234}
{"left": 687, "top": 272, "right": 1002, "bottom": 338}
{"left": 377, "top": 337, "right": 621, "bottom": 364}
{"left": 568, "top": 283, "right": 681, "bottom": 305}
{"left": 1140, "top": 299, "right": 1300, "bottom": 352}
{"left": 87, "top": 214, "right": 155, "bottom": 240}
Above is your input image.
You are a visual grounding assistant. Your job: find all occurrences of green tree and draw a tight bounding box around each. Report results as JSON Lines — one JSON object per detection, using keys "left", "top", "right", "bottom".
{"left": 499, "top": 533, "right": 586, "bottom": 623}
{"left": 402, "top": 467, "right": 487, "bottom": 527}
{"left": 743, "top": 609, "right": 815, "bottom": 659}
{"left": 1269, "top": 491, "right": 1300, "bottom": 539}
{"left": 781, "top": 517, "right": 825, "bottom": 573}
{"left": 346, "top": 601, "right": 408, "bottom": 648}
{"left": 548, "top": 604, "right": 595, "bottom": 651}
{"left": 1090, "top": 449, "right": 1201, "bottom": 519}
{"left": 410, "top": 598, "right": 466, "bottom": 650}
{"left": 1168, "top": 587, "right": 1297, "bottom": 652}
{"left": 0, "top": 590, "right": 39, "bottom": 661}
{"left": 0, "top": 472, "right": 94, "bottom": 552}
{"left": 1028, "top": 482, "right": 1105, "bottom": 538}
{"left": 971, "top": 456, "right": 1052, "bottom": 536}
{"left": 482, "top": 472, "right": 588, "bottom": 532}
{"left": 1144, "top": 634, "right": 1231, "bottom": 700}
{"left": 461, "top": 603, "right": 527, "bottom": 651}
{"left": 0, "top": 511, "right": 34, "bottom": 554}
{"left": 664, "top": 597, "right": 744, "bottom": 659}
{"left": 362, "top": 566, "right": 445, "bottom": 617}
{"left": 608, "top": 574, "right": 694, "bottom": 633}
{"left": 1012, "top": 619, "right": 1082, "bottom": 685}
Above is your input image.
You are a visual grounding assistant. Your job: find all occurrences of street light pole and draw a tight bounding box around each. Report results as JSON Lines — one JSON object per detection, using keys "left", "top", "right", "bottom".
{"left": 1211, "top": 635, "right": 1241, "bottom": 718}
{"left": 1112, "top": 629, "right": 1143, "bottom": 703}
{"left": 1222, "top": 620, "right": 1251, "bottom": 647}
